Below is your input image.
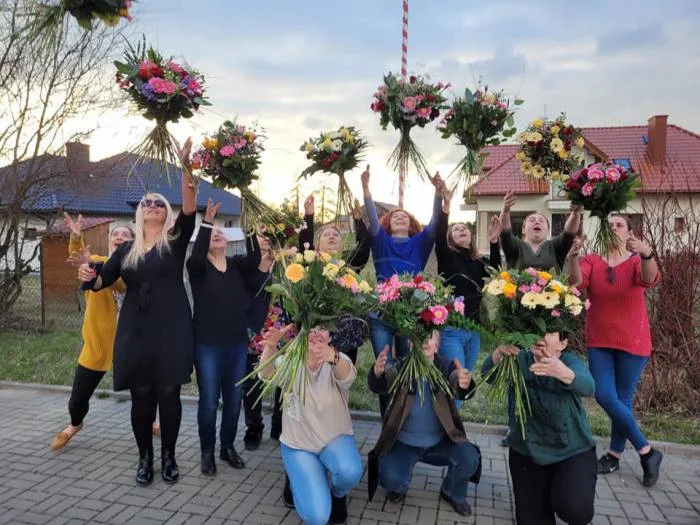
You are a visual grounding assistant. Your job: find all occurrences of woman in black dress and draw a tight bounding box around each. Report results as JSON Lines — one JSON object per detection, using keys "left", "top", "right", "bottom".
{"left": 187, "top": 198, "right": 260, "bottom": 476}
{"left": 78, "top": 152, "right": 197, "bottom": 486}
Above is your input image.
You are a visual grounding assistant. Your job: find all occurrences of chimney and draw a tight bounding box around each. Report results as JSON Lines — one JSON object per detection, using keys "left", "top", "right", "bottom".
{"left": 65, "top": 141, "right": 90, "bottom": 175}
{"left": 647, "top": 115, "right": 668, "bottom": 166}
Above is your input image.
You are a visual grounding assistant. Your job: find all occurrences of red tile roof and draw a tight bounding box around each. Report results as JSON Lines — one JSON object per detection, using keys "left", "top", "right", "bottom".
{"left": 470, "top": 123, "right": 700, "bottom": 195}
{"left": 41, "top": 217, "right": 114, "bottom": 238}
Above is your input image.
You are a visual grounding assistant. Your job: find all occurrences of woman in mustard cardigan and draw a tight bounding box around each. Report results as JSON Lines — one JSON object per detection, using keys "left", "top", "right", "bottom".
{"left": 50, "top": 214, "right": 134, "bottom": 450}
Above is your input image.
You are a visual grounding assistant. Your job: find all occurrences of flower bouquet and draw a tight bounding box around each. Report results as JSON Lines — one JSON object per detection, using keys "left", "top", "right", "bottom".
{"left": 248, "top": 304, "right": 298, "bottom": 357}
{"left": 115, "top": 39, "right": 210, "bottom": 184}
{"left": 245, "top": 249, "right": 375, "bottom": 403}
{"left": 375, "top": 274, "right": 464, "bottom": 402}
{"left": 299, "top": 126, "right": 368, "bottom": 224}
{"left": 371, "top": 73, "right": 449, "bottom": 178}
{"left": 261, "top": 204, "right": 305, "bottom": 248}
{"left": 27, "top": 0, "right": 132, "bottom": 40}
{"left": 438, "top": 85, "right": 522, "bottom": 188}
{"left": 481, "top": 268, "right": 588, "bottom": 437}
{"left": 190, "top": 120, "right": 287, "bottom": 234}
{"left": 564, "top": 162, "right": 641, "bottom": 254}
{"left": 516, "top": 114, "right": 585, "bottom": 182}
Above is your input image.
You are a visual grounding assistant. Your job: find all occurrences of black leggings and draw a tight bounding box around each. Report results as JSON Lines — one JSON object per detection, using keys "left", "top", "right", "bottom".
{"left": 68, "top": 365, "right": 106, "bottom": 427}
{"left": 509, "top": 447, "right": 597, "bottom": 525}
{"left": 130, "top": 385, "right": 181, "bottom": 454}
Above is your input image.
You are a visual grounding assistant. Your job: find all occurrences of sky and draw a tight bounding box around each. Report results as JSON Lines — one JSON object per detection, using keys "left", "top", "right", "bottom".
{"left": 76, "top": 0, "right": 700, "bottom": 222}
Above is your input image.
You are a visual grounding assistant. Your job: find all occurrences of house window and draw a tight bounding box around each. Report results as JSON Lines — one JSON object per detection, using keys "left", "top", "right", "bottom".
{"left": 551, "top": 214, "right": 566, "bottom": 236}
{"left": 613, "top": 158, "right": 632, "bottom": 170}
{"left": 224, "top": 220, "right": 234, "bottom": 228}
{"left": 510, "top": 213, "right": 528, "bottom": 238}
{"left": 24, "top": 227, "right": 38, "bottom": 240}
{"left": 674, "top": 217, "right": 686, "bottom": 234}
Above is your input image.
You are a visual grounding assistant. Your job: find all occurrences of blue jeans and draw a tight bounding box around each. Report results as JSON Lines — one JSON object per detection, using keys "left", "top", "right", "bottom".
{"left": 379, "top": 437, "right": 480, "bottom": 502}
{"left": 281, "top": 434, "right": 363, "bottom": 525}
{"left": 587, "top": 347, "right": 649, "bottom": 454}
{"left": 194, "top": 341, "right": 248, "bottom": 452}
{"left": 439, "top": 327, "right": 480, "bottom": 408}
{"left": 369, "top": 316, "right": 410, "bottom": 416}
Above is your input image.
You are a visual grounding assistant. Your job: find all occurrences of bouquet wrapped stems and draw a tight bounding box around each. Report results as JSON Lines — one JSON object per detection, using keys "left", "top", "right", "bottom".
{"left": 387, "top": 127, "right": 429, "bottom": 180}
{"left": 592, "top": 213, "right": 622, "bottom": 255}
{"left": 389, "top": 338, "right": 454, "bottom": 405}
{"left": 129, "top": 119, "right": 182, "bottom": 185}
{"left": 334, "top": 171, "right": 357, "bottom": 229}
{"left": 239, "top": 187, "right": 291, "bottom": 239}
{"left": 242, "top": 327, "right": 309, "bottom": 407}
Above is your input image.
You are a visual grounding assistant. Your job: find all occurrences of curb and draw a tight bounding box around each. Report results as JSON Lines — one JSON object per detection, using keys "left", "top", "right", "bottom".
{"left": 2, "top": 380, "right": 699, "bottom": 458}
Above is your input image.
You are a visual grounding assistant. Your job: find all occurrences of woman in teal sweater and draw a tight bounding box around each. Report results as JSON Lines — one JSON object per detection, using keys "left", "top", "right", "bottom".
{"left": 482, "top": 333, "right": 597, "bottom": 525}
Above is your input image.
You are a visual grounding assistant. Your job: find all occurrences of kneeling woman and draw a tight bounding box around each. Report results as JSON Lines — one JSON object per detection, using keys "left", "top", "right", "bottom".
{"left": 258, "top": 326, "right": 362, "bottom": 525}
{"left": 482, "top": 334, "right": 597, "bottom": 525}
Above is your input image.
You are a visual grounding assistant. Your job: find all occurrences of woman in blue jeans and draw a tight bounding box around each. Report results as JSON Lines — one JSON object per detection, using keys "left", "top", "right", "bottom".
{"left": 187, "top": 199, "right": 260, "bottom": 476}
{"left": 435, "top": 188, "right": 501, "bottom": 403}
{"left": 258, "top": 326, "right": 362, "bottom": 525}
{"left": 361, "top": 165, "right": 444, "bottom": 414}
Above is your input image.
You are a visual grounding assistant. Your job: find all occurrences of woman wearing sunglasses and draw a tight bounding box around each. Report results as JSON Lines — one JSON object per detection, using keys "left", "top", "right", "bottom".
{"left": 573, "top": 214, "right": 663, "bottom": 487}
{"left": 78, "top": 140, "right": 197, "bottom": 486}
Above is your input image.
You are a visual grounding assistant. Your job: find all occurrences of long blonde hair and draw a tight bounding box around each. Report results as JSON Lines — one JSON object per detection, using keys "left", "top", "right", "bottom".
{"left": 123, "top": 192, "right": 176, "bottom": 269}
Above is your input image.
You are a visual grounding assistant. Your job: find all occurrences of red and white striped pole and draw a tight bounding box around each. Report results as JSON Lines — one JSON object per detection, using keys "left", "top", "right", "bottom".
{"left": 398, "top": 0, "right": 408, "bottom": 208}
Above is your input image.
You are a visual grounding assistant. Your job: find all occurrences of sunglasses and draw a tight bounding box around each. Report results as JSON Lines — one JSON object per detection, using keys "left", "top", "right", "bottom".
{"left": 606, "top": 266, "right": 614, "bottom": 285}
{"left": 141, "top": 198, "right": 166, "bottom": 209}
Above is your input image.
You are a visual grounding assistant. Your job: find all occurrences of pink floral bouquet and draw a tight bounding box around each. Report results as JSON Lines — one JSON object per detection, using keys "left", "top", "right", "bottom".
{"left": 28, "top": 0, "right": 132, "bottom": 40}
{"left": 371, "top": 73, "right": 449, "bottom": 178}
{"left": 115, "top": 39, "right": 210, "bottom": 183}
{"left": 375, "top": 274, "right": 461, "bottom": 400}
{"left": 564, "top": 162, "right": 640, "bottom": 253}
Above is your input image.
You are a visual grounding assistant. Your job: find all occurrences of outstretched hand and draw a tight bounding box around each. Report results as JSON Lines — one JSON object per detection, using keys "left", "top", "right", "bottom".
{"left": 373, "top": 345, "right": 392, "bottom": 377}
{"left": 63, "top": 212, "right": 84, "bottom": 236}
{"left": 488, "top": 215, "right": 502, "bottom": 243}
{"left": 502, "top": 190, "right": 516, "bottom": 213}
{"left": 304, "top": 195, "right": 315, "bottom": 215}
{"left": 453, "top": 359, "right": 472, "bottom": 389}
{"left": 441, "top": 185, "right": 456, "bottom": 214}
{"left": 360, "top": 165, "right": 370, "bottom": 187}
{"left": 626, "top": 231, "right": 652, "bottom": 258}
{"left": 204, "top": 198, "right": 221, "bottom": 223}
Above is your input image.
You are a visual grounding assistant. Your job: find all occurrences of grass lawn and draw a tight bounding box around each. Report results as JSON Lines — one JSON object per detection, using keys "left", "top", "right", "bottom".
{"left": 1, "top": 328, "right": 698, "bottom": 445}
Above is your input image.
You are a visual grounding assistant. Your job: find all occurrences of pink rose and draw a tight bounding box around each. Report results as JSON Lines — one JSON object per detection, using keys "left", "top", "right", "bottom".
{"left": 518, "top": 285, "right": 531, "bottom": 293}
{"left": 148, "top": 77, "right": 178, "bottom": 95}
{"left": 588, "top": 168, "right": 604, "bottom": 182}
{"left": 416, "top": 107, "right": 431, "bottom": 118}
{"left": 530, "top": 284, "right": 542, "bottom": 293}
{"left": 538, "top": 278, "right": 548, "bottom": 286}
{"left": 454, "top": 298, "right": 465, "bottom": 315}
{"left": 571, "top": 286, "right": 581, "bottom": 297}
{"left": 526, "top": 268, "right": 539, "bottom": 277}
{"left": 551, "top": 310, "right": 561, "bottom": 317}
{"left": 581, "top": 182, "right": 595, "bottom": 197}
{"left": 402, "top": 96, "right": 417, "bottom": 112}
{"left": 219, "top": 145, "right": 235, "bottom": 157}
{"left": 606, "top": 167, "right": 621, "bottom": 182}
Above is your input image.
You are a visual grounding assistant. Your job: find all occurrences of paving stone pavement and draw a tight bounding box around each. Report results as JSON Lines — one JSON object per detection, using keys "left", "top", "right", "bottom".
{"left": 0, "top": 386, "right": 698, "bottom": 525}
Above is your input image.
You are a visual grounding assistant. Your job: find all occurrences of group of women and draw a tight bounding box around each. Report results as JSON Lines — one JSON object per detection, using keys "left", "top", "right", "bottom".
{"left": 51, "top": 146, "right": 662, "bottom": 524}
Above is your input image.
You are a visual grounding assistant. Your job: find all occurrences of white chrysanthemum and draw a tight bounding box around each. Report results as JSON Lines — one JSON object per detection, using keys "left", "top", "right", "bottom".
{"left": 331, "top": 139, "right": 343, "bottom": 152}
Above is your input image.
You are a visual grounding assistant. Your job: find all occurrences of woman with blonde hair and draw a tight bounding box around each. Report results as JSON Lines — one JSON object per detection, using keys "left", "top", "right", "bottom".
{"left": 78, "top": 141, "right": 197, "bottom": 486}
{"left": 50, "top": 214, "right": 134, "bottom": 450}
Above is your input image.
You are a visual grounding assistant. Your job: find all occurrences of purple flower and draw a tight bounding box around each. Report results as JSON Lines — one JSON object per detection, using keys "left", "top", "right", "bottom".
{"left": 140, "top": 83, "right": 157, "bottom": 101}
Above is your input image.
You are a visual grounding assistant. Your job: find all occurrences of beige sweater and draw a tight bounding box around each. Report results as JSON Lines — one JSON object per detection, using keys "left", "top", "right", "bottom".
{"left": 280, "top": 353, "right": 356, "bottom": 453}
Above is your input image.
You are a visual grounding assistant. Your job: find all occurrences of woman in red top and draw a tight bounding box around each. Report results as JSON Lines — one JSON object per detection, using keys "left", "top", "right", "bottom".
{"left": 576, "top": 214, "right": 662, "bottom": 487}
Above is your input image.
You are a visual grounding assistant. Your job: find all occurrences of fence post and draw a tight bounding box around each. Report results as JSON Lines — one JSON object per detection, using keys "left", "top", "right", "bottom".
{"left": 39, "top": 241, "right": 46, "bottom": 330}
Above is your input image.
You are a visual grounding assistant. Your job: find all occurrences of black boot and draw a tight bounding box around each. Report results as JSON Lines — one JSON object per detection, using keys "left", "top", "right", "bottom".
{"left": 201, "top": 451, "right": 216, "bottom": 476}
{"left": 329, "top": 494, "right": 348, "bottom": 524}
{"left": 136, "top": 449, "right": 154, "bottom": 486}
{"left": 282, "top": 474, "right": 294, "bottom": 508}
{"left": 244, "top": 424, "right": 263, "bottom": 451}
{"left": 220, "top": 447, "right": 245, "bottom": 469}
{"left": 162, "top": 446, "right": 179, "bottom": 483}
{"left": 641, "top": 448, "right": 663, "bottom": 487}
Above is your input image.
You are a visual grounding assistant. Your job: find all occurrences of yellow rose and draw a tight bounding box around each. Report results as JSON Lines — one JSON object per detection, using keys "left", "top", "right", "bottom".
{"left": 344, "top": 267, "right": 356, "bottom": 276}
{"left": 532, "top": 118, "right": 544, "bottom": 129}
{"left": 304, "top": 142, "right": 314, "bottom": 152}
{"left": 319, "top": 252, "right": 332, "bottom": 262}
{"left": 537, "top": 271, "right": 553, "bottom": 281}
{"left": 285, "top": 263, "right": 306, "bottom": 283}
{"left": 515, "top": 151, "right": 527, "bottom": 161}
{"left": 558, "top": 149, "right": 569, "bottom": 159}
{"left": 202, "top": 137, "right": 218, "bottom": 150}
{"left": 551, "top": 170, "right": 561, "bottom": 181}
{"left": 550, "top": 138, "right": 564, "bottom": 153}
{"left": 320, "top": 138, "right": 332, "bottom": 151}
{"left": 322, "top": 263, "right": 340, "bottom": 279}
{"left": 551, "top": 125, "right": 560, "bottom": 135}
{"left": 358, "top": 280, "right": 372, "bottom": 293}
{"left": 549, "top": 279, "right": 568, "bottom": 294}
{"left": 532, "top": 165, "right": 546, "bottom": 179}
{"left": 499, "top": 271, "right": 512, "bottom": 282}
{"left": 303, "top": 250, "right": 316, "bottom": 263}
{"left": 530, "top": 131, "right": 543, "bottom": 142}
{"left": 503, "top": 282, "right": 517, "bottom": 299}
{"left": 294, "top": 253, "right": 304, "bottom": 264}
{"left": 576, "top": 136, "right": 585, "bottom": 148}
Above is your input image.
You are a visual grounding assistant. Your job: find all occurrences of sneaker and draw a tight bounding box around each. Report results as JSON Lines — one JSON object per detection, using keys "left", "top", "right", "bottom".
{"left": 598, "top": 453, "right": 620, "bottom": 474}
{"left": 283, "top": 475, "right": 294, "bottom": 508}
{"left": 386, "top": 491, "right": 405, "bottom": 504}
{"left": 329, "top": 495, "right": 348, "bottom": 525}
{"left": 243, "top": 427, "right": 262, "bottom": 451}
{"left": 440, "top": 488, "right": 472, "bottom": 517}
{"left": 641, "top": 448, "right": 663, "bottom": 487}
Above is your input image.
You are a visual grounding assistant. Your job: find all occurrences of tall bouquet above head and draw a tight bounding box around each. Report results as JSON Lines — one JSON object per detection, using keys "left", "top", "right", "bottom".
{"left": 299, "top": 126, "right": 368, "bottom": 225}
{"left": 375, "top": 273, "right": 462, "bottom": 402}
{"left": 261, "top": 204, "right": 305, "bottom": 248}
{"left": 27, "top": 0, "right": 133, "bottom": 40}
{"left": 481, "top": 267, "right": 589, "bottom": 437}
{"left": 244, "top": 249, "right": 375, "bottom": 403}
{"left": 115, "top": 38, "right": 210, "bottom": 184}
{"left": 516, "top": 114, "right": 585, "bottom": 182}
{"left": 371, "top": 72, "right": 449, "bottom": 178}
{"left": 564, "top": 162, "right": 641, "bottom": 254}
{"left": 438, "top": 85, "right": 523, "bottom": 189}
{"left": 190, "top": 120, "right": 286, "bottom": 236}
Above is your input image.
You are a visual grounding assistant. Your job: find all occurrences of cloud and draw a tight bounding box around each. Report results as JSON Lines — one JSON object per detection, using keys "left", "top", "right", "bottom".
{"left": 596, "top": 22, "right": 665, "bottom": 56}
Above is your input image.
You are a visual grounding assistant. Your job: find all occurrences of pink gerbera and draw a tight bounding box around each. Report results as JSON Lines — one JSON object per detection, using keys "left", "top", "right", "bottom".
{"left": 148, "top": 77, "right": 178, "bottom": 95}
{"left": 402, "top": 96, "right": 417, "bottom": 113}
{"left": 429, "top": 305, "right": 449, "bottom": 325}
{"left": 581, "top": 182, "right": 595, "bottom": 197}
{"left": 219, "top": 144, "right": 235, "bottom": 157}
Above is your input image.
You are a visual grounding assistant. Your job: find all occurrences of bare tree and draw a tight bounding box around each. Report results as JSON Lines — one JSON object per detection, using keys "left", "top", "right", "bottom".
{"left": 0, "top": 0, "right": 122, "bottom": 318}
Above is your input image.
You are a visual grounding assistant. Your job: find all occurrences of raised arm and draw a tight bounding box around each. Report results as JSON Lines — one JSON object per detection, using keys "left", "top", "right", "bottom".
{"left": 345, "top": 206, "right": 371, "bottom": 270}
{"left": 177, "top": 137, "right": 197, "bottom": 215}
{"left": 499, "top": 190, "right": 516, "bottom": 231}
{"left": 424, "top": 171, "right": 446, "bottom": 238}
{"left": 231, "top": 233, "right": 261, "bottom": 271}
{"left": 298, "top": 195, "right": 315, "bottom": 249}
{"left": 564, "top": 204, "right": 582, "bottom": 235}
{"left": 186, "top": 223, "right": 212, "bottom": 278}
{"left": 361, "top": 166, "right": 381, "bottom": 236}
{"left": 486, "top": 215, "right": 503, "bottom": 268}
